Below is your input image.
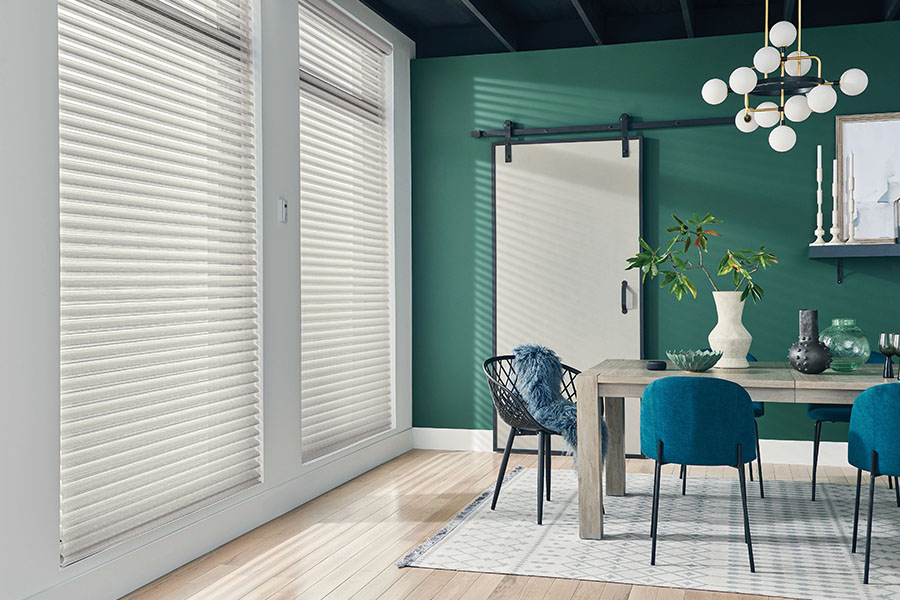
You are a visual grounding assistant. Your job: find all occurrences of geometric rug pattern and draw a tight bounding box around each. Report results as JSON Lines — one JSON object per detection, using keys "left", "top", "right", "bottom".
{"left": 399, "top": 468, "right": 900, "bottom": 600}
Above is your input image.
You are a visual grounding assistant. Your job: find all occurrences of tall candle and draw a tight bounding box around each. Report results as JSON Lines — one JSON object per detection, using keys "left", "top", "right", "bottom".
{"left": 817, "top": 145, "right": 822, "bottom": 169}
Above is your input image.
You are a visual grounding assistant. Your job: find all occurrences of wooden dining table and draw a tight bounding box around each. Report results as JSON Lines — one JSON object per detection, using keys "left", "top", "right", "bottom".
{"left": 574, "top": 359, "right": 891, "bottom": 540}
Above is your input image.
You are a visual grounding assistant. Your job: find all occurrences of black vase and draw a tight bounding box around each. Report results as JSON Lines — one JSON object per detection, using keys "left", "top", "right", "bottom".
{"left": 788, "top": 309, "right": 832, "bottom": 374}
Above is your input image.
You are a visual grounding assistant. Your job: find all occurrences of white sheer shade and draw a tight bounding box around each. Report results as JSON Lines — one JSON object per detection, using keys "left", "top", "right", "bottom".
{"left": 58, "top": 0, "right": 259, "bottom": 566}
{"left": 299, "top": 0, "right": 393, "bottom": 461}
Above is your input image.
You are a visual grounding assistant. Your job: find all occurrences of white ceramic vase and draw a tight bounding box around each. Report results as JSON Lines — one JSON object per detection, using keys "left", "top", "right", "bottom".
{"left": 708, "top": 290, "right": 751, "bottom": 369}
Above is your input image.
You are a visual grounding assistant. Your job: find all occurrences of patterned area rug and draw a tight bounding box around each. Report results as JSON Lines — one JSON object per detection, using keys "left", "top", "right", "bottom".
{"left": 399, "top": 467, "right": 900, "bottom": 600}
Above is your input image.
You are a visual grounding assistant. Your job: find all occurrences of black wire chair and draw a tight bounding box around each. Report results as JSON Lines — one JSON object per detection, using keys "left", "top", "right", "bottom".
{"left": 482, "top": 355, "right": 579, "bottom": 525}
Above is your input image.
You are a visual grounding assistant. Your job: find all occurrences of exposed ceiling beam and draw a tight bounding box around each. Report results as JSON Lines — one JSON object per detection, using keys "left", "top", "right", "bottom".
{"left": 358, "top": 0, "right": 417, "bottom": 40}
{"left": 570, "top": 0, "right": 603, "bottom": 44}
{"left": 459, "top": 0, "right": 517, "bottom": 51}
{"left": 784, "top": 0, "right": 796, "bottom": 21}
{"left": 679, "top": 0, "right": 695, "bottom": 37}
{"left": 886, "top": 0, "right": 900, "bottom": 20}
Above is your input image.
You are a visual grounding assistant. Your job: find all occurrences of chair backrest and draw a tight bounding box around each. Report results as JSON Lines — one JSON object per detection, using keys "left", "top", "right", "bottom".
{"left": 848, "top": 382, "right": 900, "bottom": 476}
{"left": 482, "top": 355, "right": 579, "bottom": 432}
{"left": 640, "top": 376, "right": 757, "bottom": 467}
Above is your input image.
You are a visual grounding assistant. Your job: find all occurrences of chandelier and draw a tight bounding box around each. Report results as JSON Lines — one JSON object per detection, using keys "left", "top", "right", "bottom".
{"left": 700, "top": 0, "right": 868, "bottom": 152}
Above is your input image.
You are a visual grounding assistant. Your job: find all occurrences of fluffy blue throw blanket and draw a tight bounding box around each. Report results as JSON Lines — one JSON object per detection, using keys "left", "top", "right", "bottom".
{"left": 512, "top": 344, "right": 607, "bottom": 461}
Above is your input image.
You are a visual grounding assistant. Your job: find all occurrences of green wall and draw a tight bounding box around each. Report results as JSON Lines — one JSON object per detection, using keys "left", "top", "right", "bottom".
{"left": 410, "top": 21, "right": 900, "bottom": 442}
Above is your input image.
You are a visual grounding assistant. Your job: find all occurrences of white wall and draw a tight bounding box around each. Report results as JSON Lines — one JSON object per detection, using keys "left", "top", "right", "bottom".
{"left": 0, "top": 2, "right": 414, "bottom": 599}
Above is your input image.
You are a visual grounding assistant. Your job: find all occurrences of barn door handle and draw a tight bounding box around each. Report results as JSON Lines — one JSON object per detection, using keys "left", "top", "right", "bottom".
{"left": 621, "top": 280, "right": 628, "bottom": 314}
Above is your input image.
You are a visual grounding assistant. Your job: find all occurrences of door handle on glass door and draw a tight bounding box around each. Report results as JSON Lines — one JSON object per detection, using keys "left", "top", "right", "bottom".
{"left": 621, "top": 280, "right": 628, "bottom": 314}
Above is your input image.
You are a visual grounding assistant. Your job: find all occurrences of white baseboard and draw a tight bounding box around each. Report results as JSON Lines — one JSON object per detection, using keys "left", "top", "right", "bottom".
{"left": 413, "top": 427, "right": 494, "bottom": 451}
{"left": 413, "top": 428, "right": 850, "bottom": 468}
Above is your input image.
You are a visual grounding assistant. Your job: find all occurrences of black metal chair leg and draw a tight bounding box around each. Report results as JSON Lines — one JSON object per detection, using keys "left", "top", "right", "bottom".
{"left": 679, "top": 464, "right": 685, "bottom": 479}
{"left": 544, "top": 432, "right": 551, "bottom": 502}
{"left": 682, "top": 464, "right": 687, "bottom": 495}
{"left": 491, "top": 428, "right": 516, "bottom": 510}
{"left": 749, "top": 459, "right": 754, "bottom": 481}
{"left": 651, "top": 441, "right": 663, "bottom": 565}
{"left": 737, "top": 444, "right": 755, "bottom": 573}
{"left": 852, "top": 469, "right": 862, "bottom": 553}
{"left": 889, "top": 476, "right": 894, "bottom": 490}
{"left": 755, "top": 420, "right": 764, "bottom": 498}
{"left": 536, "top": 432, "right": 545, "bottom": 525}
{"left": 812, "top": 420, "right": 822, "bottom": 501}
{"left": 864, "top": 451, "right": 877, "bottom": 584}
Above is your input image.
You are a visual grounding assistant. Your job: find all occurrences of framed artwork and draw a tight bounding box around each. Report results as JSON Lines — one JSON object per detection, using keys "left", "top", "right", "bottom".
{"left": 836, "top": 112, "right": 900, "bottom": 243}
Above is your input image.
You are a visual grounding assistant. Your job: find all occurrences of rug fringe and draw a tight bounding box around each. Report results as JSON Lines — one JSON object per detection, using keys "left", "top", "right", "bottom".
{"left": 397, "top": 465, "right": 526, "bottom": 568}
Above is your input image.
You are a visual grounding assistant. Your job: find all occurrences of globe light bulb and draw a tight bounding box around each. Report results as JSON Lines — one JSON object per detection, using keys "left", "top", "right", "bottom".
{"left": 807, "top": 84, "right": 837, "bottom": 113}
{"left": 769, "top": 20, "right": 797, "bottom": 47}
{"left": 734, "top": 109, "right": 759, "bottom": 133}
{"left": 753, "top": 46, "right": 782, "bottom": 74}
{"left": 839, "top": 68, "right": 869, "bottom": 96}
{"left": 754, "top": 102, "right": 781, "bottom": 128}
{"left": 769, "top": 125, "right": 797, "bottom": 152}
{"left": 785, "top": 50, "right": 811, "bottom": 76}
{"left": 701, "top": 78, "right": 728, "bottom": 105}
{"left": 729, "top": 67, "right": 758, "bottom": 95}
{"left": 783, "top": 94, "right": 811, "bottom": 122}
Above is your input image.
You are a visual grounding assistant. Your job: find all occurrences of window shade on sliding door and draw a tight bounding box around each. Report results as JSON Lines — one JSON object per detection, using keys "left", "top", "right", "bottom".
{"left": 58, "top": 0, "right": 259, "bottom": 566}
{"left": 299, "top": 0, "right": 393, "bottom": 461}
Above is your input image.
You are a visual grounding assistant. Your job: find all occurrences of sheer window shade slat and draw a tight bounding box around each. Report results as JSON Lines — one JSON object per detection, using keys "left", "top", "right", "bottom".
{"left": 59, "top": 0, "right": 259, "bottom": 567}
{"left": 299, "top": 0, "right": 392, "bottom": 461}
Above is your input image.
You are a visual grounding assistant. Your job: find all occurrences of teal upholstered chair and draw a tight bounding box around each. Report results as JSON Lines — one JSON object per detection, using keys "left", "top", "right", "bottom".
{"left": 809, "top": 352, "right": 895, "bottom": 501}
{"left": 680, "top": 353, "right": 764, "bottom": 498}
{"left": 642, "top": 377, "right": 757, "bottom": 572}
{"left": 848, "top": 382, "right": 900, "bottom": 584}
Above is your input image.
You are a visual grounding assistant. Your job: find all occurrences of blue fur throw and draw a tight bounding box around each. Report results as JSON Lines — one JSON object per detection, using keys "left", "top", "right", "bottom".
{"left": 512, "top": 344, "right": 608, "bottom": 461}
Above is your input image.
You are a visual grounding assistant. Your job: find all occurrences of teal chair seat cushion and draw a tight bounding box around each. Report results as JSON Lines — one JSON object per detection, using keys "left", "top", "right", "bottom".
{"left": 848, "top": 383, "right": 900, "bottom": 476}
{"left": 807, "top": 404, "right": 852, "bottom": 423}
{"left": 641, "top": 377, "right": 757, "bottom": 466}
{"left": 752, "top": 402, "right": 765, "bottom": 418}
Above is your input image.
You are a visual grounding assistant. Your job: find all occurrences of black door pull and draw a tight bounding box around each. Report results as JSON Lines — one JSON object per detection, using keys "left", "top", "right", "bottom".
{"left": 621, "top": 280, "right": 628, "bottom": 314}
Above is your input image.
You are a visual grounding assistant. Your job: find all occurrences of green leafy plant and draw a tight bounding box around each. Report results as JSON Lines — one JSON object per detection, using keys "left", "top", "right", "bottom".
{"left": 625, "top": 212, "right": 778, "bottom": 302}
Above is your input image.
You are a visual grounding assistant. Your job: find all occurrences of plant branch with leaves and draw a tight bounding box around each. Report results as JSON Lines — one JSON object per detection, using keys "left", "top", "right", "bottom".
{"left": 626, "top": 213, "right": 778, "bottom": 302}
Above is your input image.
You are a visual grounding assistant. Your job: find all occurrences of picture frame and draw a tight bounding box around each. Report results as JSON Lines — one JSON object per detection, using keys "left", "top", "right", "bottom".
{"left": 835, "top": 112, "right": 900, "bottom": 244}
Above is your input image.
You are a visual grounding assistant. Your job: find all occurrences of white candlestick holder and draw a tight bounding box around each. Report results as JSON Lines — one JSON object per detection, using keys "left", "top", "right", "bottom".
{"left": 827, "top": 157, "right": 844, "bottom": 245}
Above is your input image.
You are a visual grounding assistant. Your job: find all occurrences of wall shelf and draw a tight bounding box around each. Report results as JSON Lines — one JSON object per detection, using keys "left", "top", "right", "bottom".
{"left": 808, "top": 243, "right": 900, "bottom": 284}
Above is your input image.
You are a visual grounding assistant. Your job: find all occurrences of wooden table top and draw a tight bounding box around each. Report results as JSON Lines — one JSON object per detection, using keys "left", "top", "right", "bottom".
{"left": 590, "top": 359, "right": 891, "bottom": 391}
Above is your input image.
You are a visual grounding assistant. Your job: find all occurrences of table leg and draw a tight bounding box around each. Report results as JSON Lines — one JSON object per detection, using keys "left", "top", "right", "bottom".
{"left": 576, "top": 371, "right": 603, "bottom": 539}
{"left": 605, "top": 396, "right": 626, "bottom": 496}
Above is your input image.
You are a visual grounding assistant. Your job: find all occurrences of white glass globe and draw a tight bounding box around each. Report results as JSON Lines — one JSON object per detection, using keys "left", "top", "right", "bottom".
{"left": 783, "top": 94, "right": 811, "bottom": 122}
{"left": 807, "top": 84, "right": 837, "bottom": 113}
{"left": 785, "top": 50, "right": 811, "bottom": 76}
{"left": 753, "top": 46, "right": 782, "bottom": 74}
{"left": 729, "top": 67, "right": 758, "bottom": 95}
{"left": 840, "top": 68, "right": 869, "bottom": 96}
{"left": 769, "top": 125, "right": 797, "bottom": 152}
{"left": 755, "top": 102, "right": 781, "bottom": 128}
{"left": 735, "top": 109, "right": 759, "bottom": 133}
{"left": 769, "top": 20, "right": 797, "bottom": 47}
{"left": 701, "top": 78, "right": 729, "bottom": 105}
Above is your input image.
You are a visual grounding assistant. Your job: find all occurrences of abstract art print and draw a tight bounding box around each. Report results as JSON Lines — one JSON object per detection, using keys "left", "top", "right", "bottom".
{"left": 836, "top": 112, "right": 900, "bottom": 243}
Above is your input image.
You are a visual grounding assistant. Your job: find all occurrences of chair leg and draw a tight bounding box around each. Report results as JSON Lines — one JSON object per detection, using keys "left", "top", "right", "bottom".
{"left": 544, "top": 433, "right": 551, "bottom": 502}
{"left": 491, "top": 428, "right": 516, "bottom": 510}
{"left": 852, "top": 469, "right": 862, "bottom": 553}
{"left": 889, "top": 476, "right": 894, "bottom": 490}
{"left": 812, "top": 420, "right": 822, "bottom": 501}
{"left": 737, "top": 444, "right": 756, "bottom": 573}
{"left": 650, "top": 441, "right": 663, "bottom": 566}
{"left": 895, "top": 477, "right": 899, "bottom": 508}
{"left": 681, "top": 464, "right": 687, "bottom": 496}
{"left": 536, "top": 432, "right": 545, "bottom": 525}
{"left": 755, "top": 420, "right": 764, "bottom": 499}
{"left": 864, "top": 452, "right": 877, "bottom": 584}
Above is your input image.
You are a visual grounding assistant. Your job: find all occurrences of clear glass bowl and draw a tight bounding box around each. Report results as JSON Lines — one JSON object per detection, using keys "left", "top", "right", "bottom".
{"left": 820, "top": 318, "right": 870, "bottom": 372}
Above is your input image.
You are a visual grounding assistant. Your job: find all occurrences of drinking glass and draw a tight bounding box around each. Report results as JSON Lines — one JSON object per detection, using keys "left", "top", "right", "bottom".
{"left": 879, "top": 333, "right": 895, "bottom": 378}
{"left": 891, "top": 334, "right": 900, "bottom": 380}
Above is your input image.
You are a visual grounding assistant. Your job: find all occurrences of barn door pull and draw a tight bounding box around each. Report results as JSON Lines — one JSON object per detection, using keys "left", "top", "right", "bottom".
{"left": 621, "top": 280, "right": 628, "bottom": 314}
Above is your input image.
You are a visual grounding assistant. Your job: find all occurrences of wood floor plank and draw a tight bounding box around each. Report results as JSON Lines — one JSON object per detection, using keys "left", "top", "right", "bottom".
{"left": 125, "top": 452, "right": 836, "bottom": 600}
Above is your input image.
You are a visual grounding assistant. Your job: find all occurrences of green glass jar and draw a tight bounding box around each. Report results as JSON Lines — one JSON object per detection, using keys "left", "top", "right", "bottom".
{"left": 820, "top": 318, "right": 870, "bottom": 372}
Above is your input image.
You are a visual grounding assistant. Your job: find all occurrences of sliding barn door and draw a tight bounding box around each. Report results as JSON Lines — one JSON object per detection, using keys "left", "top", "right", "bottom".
{"left": 494, "top": 138, "right": 643, "bottom": 455}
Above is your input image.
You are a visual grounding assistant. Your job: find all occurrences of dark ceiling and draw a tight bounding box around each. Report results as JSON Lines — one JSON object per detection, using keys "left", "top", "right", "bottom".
{"left": 359, "top": 0, "right": 900, "bottom": 58}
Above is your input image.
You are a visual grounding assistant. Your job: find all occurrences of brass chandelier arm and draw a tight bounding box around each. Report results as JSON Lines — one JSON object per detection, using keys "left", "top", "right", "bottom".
{"left": 784, "top": 54, "right": 823, "bottom": 78}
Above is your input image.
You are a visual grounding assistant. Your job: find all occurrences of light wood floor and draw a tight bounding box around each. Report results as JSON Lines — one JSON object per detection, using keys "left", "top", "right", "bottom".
{"left": 123, "top": 450, "right": 879, "bottom": 600}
